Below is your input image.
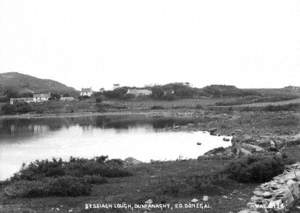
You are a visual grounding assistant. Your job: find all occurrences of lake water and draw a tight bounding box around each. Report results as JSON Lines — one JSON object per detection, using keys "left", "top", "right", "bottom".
{"left": 0, "top": 115, "right": 231, "bottom": 180}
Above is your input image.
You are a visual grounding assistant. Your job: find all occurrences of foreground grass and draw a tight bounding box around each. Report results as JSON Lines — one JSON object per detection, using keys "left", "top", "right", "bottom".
{"left": 1, "top": 147, "right": 300, "bottom": 212}
{"left": 0, "top": 157, "right": 270, "bottom": 213}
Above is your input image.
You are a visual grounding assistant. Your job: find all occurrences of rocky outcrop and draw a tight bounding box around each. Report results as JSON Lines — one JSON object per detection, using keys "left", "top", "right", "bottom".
{"left": 239, "top": 163, "right": 300, "bottom": 213}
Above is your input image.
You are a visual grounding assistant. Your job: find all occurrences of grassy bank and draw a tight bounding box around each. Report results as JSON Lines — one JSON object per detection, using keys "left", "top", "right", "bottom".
{"left": 1, "top": 150, "right": 300, "bottom": 213}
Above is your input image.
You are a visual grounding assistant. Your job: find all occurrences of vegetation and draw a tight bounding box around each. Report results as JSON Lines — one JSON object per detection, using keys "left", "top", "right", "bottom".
{"left": 215, "top": 95, "right": 299, "bottom": 106}
{"left": 11, "top": 156, "right": 131, "bottom": 182}
{"left": 1, "top": 102, "right": 32, "bottom": 114}
{"left": 3, "top": 156, "right": 131, "bottom": 198}
{"left": 5, "top": 176, "right": 91, "bottom": 197}
{"left": 225, "top": 154, "right": 289, "bottom": 183}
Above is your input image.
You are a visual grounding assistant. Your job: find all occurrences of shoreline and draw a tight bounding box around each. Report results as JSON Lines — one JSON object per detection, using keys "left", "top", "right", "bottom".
{"left": 0, "top": 110, "right": 163, "bottom": 120}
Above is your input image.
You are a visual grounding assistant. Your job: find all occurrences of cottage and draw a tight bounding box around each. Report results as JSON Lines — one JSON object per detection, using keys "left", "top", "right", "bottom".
{"left": 113, "top": 84, "right": 120, "bottom": 90}
{"left": 126, "top": 88, "right": 152, "bottom": 97}
{"left": 10, "top": 97, "right": 35, "bottom": 105}
{"left": 33, "top": 93, "right": 51, "bottom": 103}
{"left": 60, "top": 97, "right": 75, "bottom": 101}
{"left": 80, "top": 88, "right": 93, "bottom": 97}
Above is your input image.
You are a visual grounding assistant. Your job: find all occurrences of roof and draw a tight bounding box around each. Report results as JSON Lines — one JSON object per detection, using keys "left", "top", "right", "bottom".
{"left": 81, "top": 88, "right": 92, "bottom": 92}
{"left": 33, "top": 93, "right": 51, "bottom": 98}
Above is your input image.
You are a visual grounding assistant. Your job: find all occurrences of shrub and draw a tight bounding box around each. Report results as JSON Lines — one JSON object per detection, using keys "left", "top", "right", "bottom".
{"left": 46, "top": 176, "right": 91, "bottom": 196}
{"left": 11, "top": 156, "right": 132, "bottom": 182}
{"left": 150, "top": 105, "right": 164, "bottom": 110}
{"left": 195, "top": 104, "right": 203, "bottom": 109}
{"left": 1, "top": 104, "right": 17, "bottom": 114}
{"left": 12, "top": 158, "right": 65, "bottom": 181}
{"left": 1, "top": 103, "right": 32, "bottom": 115}
{"left": 225, "top": 154, "right": 285, "bottom": 183}
{"left": 262, "top": 103, "right": 300, "bottom": 112}
{"left": 4, "top": 176, "right": 91, "bottom": 197}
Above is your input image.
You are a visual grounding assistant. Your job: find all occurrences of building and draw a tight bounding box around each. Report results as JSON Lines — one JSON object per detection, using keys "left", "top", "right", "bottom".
{"left": 10, "top": 97, "right": 35, "bottom": 105}
{"left": 80, "top": 88, "right": 93, "bottom": 97}
{"left": 33, "top": 93, "right": 51, "bottom": 103}
{"left": 60, "top": 97, "right": 75, "bottom": 101}
{"left": 113, "top": 84, "right": 120, "bottom": 90}
{"left": 126, "top": 88, "right": 152, "bottom": 97}
{"left": 10, "top": 93, "right": 51, "bottom": 104}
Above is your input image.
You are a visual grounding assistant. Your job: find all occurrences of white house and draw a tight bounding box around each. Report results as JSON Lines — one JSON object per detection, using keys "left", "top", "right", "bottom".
{"left": 126, "top": 88, "right": 152, "bottom": 96}
{"left": 9, "top": 93, "right": 51, "bottom": 104}
{"left": 113, "top": 84, "right": 120, "bottom": 90}
{"left": 33, "top": 93, "right": 51, "bottom": 103}
{"left": 80, "top": 88, "right": 93, "bottom": 97}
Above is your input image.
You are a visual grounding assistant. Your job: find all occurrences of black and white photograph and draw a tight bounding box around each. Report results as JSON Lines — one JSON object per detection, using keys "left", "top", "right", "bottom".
{"left": 0, "top": 0, "right": 300, "bottom": 212}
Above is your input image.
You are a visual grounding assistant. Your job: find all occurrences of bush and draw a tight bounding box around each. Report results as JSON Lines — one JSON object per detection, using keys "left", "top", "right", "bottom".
{"left": 195, "top": 104, "right": 203, "bottom": 109}
{"left": 1, "top": 104, "right": 17, "bottom": 114}
{"left": 4, "top": 176, "right": 91, "bottom": 197}
{"left": 11, "top": 156, "right": 132, "bottom": 181}
{"left": 1, "top": 102, "right": 32, "bottom": 115}
{"left": 225, "top": 154, "right": 285, "bottom": 183}
{"left": 46, "top": 176, "right": 91, "bottom": 196}
{"left": 150, "top": 105, "right": 164, "bottom": 110}
{"left": 262, "top": 103, "right": 300, "bottom": 112}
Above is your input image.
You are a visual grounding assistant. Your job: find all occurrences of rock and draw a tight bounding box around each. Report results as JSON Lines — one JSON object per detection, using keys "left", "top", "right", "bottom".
{"left": 262, "top": 192, "right": 272, "bottom": 199}
{"left": 209, "top": 128, "right": 218, "bottom": 136}
{"left": 287, "top": 179, "right": 300, "bottom": 199}
{"left": 253, "top": 190, "right": 263, "bottom": 197}
{"left": 223, "top": 137, "right": 230, "bottom": 142}
{"left": 202, "top": 196, "right": 209, "bottom": 202}
{"left": 196, "top": 142, "right": 202, "bottom": 145}
{"left": 204, "top": 147, "right": 226, "bottom": 156}
{"left": 191, "top": 198, "right": 198, "bottom": 203}
{"left": 240, "top": 148, "right": 252, "bottom": 156}
{"left": 240, "top": 143, "right": 265, "bottom": 152}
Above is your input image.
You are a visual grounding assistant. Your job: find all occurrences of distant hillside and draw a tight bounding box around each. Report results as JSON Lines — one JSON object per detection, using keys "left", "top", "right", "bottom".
{"left": 0, "top": 72, "right": 77, "bottom": 97}
{"left": 201, "top": 85, "right": 259, "bottom": 97}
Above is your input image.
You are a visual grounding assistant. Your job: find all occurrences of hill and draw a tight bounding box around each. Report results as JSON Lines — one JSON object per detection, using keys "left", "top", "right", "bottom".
{"left": 0, "top": 72, "right": 77, "bottom": 97}
{"left": 201, "top": 85, "right": 259, "bottom": 97}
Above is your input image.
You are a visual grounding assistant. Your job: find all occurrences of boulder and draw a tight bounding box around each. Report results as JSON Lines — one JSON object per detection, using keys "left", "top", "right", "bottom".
{"left": 240, "top": 143, "right": 265, "bottom": 153}
{"left": 209, "top": 128, "right": 218, "bottom": 136}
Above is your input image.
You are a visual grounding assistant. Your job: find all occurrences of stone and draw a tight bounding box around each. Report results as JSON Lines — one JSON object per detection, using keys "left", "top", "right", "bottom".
{"left": 202, "top": 196, "right": 209, "bottom": 202}
{"left": 253, "top": 190, "right": 263, "bottom": 197}
{"left": 262, "top": 192, "right": 272, "bottom": 199}
{"left": 209, "top": 128, "right": 218, "bottom": 135}
{"left": 191, "top": 198, "right": 198, "bottom": 203}
{"left": 240, "top": 143, "right": 265, "bottom": 152}
{"left": 286, "top": 179, "right": 300, "bottom": 199}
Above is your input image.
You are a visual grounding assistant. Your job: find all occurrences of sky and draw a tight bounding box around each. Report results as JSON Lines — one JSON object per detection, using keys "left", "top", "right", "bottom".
{"left": 0, "top": 0, "right": 299, "bottom": 90}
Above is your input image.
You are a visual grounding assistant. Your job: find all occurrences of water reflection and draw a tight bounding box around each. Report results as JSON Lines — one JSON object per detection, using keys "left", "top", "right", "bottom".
{"left": 0, "top": 115, "right": 231, "bottom": 180}
{"left": 0, "top": 116, "right": 197, "bottom": 142}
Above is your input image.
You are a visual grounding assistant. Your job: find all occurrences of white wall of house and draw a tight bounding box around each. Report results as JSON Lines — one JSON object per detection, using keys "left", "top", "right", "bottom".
{"left": 127, "top": 89, "right": 152, "bottom": 96}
